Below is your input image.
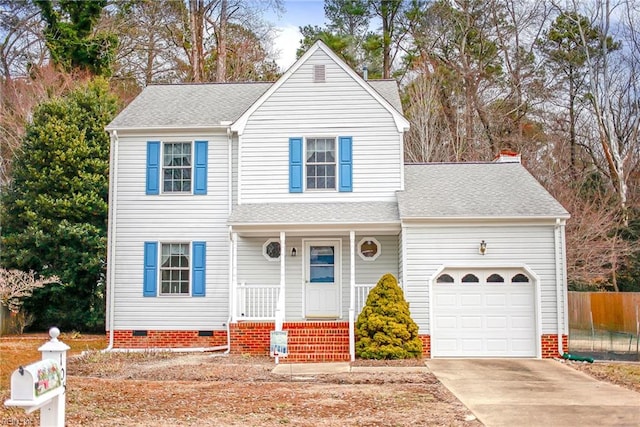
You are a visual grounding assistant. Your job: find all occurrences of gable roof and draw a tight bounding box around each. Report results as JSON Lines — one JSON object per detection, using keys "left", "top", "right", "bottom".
{"left": 398, "top": 163, "right": 570, "bottom": 220}
{"left": 105, "top": 78, "right": 405, "bottom": 131}
{"left": 105, "top": 83, "right": 270, "bottom": 130}
{"left": 230, "top": 40, "right": 410, "bottom": 134}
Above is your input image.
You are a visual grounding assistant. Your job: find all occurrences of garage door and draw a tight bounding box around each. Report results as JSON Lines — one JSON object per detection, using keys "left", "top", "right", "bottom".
{"left": 432, "top": 269, "right": 537, "bottom": 357}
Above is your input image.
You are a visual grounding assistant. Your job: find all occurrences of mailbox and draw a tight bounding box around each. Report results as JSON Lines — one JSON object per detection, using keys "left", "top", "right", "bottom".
{"left": 10, "top": 359, "right": 63, "bottom": 402}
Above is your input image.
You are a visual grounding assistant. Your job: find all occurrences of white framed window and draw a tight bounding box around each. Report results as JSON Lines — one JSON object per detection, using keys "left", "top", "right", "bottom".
{"left": 163, "top": 142, "right": 192, "bottom": 192}
{"left": 160, "top": 243, "right": 190, "bottom": 295}
{"left": 306, "top": 137, "right": 336, "bottom": 190}
{"left": 263, "top": 239, "right": 281, "bottom": 261}
{"left": 358, "top": 237, "right": 381, "bottom": 261}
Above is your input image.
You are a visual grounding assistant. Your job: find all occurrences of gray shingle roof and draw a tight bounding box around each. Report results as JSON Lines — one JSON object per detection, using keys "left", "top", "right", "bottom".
{"left": 368, "top": 80, "right": 403, "bottom": 113}
{"left": 106, "top": 79, "right": 403, "bottom": 130}
{"left": 106, "top": 83, "right": 271, "bottom": 129}
{"left": 229, "top": 202, "right": 400, "bottom": 225}
{"left": 398, "top": 163, "right": 570, "bottom": 219}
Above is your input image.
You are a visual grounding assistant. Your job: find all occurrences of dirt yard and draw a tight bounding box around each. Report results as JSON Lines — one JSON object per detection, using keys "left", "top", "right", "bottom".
{"left": 1, "top": 335, "right": 479, "bottom": 426}
{"left": 2, "top": 334, "right": 639, "bottom": 426}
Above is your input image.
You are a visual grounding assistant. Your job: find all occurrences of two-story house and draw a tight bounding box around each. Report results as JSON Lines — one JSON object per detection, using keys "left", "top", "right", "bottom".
{"left": 105, "top": 41, "right": 570, "bottom": 361}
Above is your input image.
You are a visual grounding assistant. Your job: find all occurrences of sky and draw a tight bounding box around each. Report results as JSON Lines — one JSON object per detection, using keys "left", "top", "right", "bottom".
{"left": 268, "top": 0, "right": 326, "bottom": 71}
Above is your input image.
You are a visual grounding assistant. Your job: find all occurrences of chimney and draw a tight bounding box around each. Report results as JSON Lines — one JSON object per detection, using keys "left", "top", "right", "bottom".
{"left": 493, "top": 149, "right": 521, "bottom": 163}
{"left": 363, "top": 65, "right": 368, "bottom": 81}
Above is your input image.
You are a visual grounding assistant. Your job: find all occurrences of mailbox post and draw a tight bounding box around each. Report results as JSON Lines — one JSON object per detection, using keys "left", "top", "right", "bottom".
{"left": 4, "top": 327, "right": 70, "bottom": 427}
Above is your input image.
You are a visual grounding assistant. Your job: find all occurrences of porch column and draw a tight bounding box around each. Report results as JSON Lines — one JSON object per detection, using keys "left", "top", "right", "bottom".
{"left": 349, "top": 230, "right": 356, "bottom": 361}
{"left": 275, "top": 231, "right": 286, "bottom": 331}
{"left": 230, "top": 229, "right": 238, "bottom": 322}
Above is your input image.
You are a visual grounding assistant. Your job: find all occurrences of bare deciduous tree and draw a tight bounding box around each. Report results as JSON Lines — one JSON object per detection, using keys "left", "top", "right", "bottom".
{"left": 0, "top": 268, "right": 59, "bottom": 313}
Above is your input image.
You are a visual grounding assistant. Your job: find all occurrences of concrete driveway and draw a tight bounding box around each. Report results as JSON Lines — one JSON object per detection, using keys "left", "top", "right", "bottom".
{"left": 426, "top": 359, "right": 640, "bottom": 427}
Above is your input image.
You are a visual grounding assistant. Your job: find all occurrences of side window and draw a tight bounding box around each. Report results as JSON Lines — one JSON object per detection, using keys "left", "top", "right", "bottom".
{"left": 160, "top": 243, "right": 190, "bottom": 295}
{"left": 146, "top": 140, "right": 207, "bottom": 195}
{"left": 143, "top": 241, "right": 206, "bottom": 297}
{"left": 263, "top": 239, "right": 281, "bottom": 261}
{"left": 358, "top": 238, "right": 380, "bottom": 261}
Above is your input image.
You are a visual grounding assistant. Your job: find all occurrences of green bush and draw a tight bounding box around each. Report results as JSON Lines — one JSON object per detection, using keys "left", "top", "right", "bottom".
{"left": 355, "top": 273, "right": 423, "bottom": 359}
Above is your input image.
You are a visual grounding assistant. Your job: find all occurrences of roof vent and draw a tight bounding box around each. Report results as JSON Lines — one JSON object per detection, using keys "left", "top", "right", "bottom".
{"left": 313, "top": 64, "right": 326, "bottom": 83}
{"left": 494, "top": 149, "right": 521, "bottom": 163}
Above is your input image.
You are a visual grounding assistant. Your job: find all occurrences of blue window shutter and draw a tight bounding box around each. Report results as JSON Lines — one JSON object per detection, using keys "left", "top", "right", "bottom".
{"left": 143, "top": 242, "right": 158, "bottom": 297}
{"left": 194, "top": 140, "right": 208, "bottom": 195}
{"left": 289, "top": 137, "right": 303, "bottom": 193}
{"left": 192, "top": 241, "right": 206, "bottom": 297}
{"left": 146, "top": 141, "right": 161, "bottom": 195}
{"left": 339, "top": 136, "right": 353, "bottom": 192}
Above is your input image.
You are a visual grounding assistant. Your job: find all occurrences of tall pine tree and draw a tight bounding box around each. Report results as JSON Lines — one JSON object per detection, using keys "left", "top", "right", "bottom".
{"left": 0, "top": 79, "right": 118, "bottom": 331}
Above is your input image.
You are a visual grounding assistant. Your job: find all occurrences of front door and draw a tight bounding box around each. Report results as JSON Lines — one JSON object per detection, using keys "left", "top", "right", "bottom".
{"left": 305, "top": 240, "right": 340, "bottom": 318}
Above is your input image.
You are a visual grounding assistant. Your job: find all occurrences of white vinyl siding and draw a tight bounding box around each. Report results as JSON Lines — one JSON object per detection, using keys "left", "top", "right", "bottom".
{"left": 111, "top": 131, "right": 229, "bottom": 330}
{"left": 236, "top": 234, "right": 399, "bottom": 320}
{"left": 402, "top": 223, "right": 564, "bottom": 336}
{"left": 239, "top": 49, "right": 402, "bottom": 203}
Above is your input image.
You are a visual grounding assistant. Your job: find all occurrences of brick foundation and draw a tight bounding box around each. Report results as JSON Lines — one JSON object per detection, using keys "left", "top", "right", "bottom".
{"left": 108, "top": 329, "right": 227, "bottom": 349}
{"left": 230, "top": 321, "right": 351, "bottom": 362}
{"left": 541, "top": 334, "right": 568, "bottom": 358}
{"left": 108, "top": 327, "right": 565, "bottom": 361}
{"left": 419, "top": 334, "right": 431, "bottom": 358}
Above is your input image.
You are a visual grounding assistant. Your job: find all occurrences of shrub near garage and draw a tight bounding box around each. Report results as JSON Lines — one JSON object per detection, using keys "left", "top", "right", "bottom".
{"left": 355, "top": 273, "right": 423, "bottom": 359}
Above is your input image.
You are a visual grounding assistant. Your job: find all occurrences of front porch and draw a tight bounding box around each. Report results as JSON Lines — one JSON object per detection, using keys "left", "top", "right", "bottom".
{"left": 229, "top": 224, "right": 401, "bottom": 361}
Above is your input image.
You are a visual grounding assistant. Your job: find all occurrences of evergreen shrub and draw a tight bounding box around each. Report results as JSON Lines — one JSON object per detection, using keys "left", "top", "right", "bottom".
{"left": 355, "top": 273, "right": 423, "bottom": 359}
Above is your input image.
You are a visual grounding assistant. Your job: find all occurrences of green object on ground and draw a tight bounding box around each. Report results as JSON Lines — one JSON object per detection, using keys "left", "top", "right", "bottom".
{"left": 562, "top": 352, "right": 595, "bottom": 363}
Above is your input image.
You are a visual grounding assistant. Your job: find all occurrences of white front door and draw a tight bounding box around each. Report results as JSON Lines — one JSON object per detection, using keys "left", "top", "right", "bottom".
{"left": 305, "top": 240, "right": 341, "bottom": 318}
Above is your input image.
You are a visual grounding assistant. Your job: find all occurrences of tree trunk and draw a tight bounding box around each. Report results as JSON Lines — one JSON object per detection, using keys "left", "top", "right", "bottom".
{"left": 189, "top": 0, "right": 205, "bottom": 82}
{"left": 216, "top": 0, "right": 228, "bottom": 82}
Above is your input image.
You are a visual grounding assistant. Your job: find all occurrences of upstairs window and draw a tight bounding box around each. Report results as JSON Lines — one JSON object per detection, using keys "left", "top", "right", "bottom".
{"left": 306, "top": 138, "right": 336, "bottom": 190}
{"left": 163, "top": 143, "right": 192, "bottom": 192}
{"left": 147, "top": 140, "right": 208, "bottom": 195}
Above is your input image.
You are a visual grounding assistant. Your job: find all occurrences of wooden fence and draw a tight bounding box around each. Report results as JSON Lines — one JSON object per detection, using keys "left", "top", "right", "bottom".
{"left": 569, "top": 291, "right": 640, "bottom": 334}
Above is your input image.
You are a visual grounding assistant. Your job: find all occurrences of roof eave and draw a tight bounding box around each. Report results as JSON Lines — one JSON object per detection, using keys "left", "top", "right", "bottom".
{"left": 105, "top": 124, "right": 230, "bottom": 133}
{"left": 400, "top": 215, "right": 570, "bottom": 223}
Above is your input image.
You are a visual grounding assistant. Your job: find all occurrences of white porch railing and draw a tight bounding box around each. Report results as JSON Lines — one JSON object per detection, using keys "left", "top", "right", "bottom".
{"left": 355, "top": 283, "right": 375, "bottom": 315}
{"left": 236, "top": 282, "right": 279, "bottom": 320}
{"left": 234, "top": 282, "right": 383, "bottom": 321}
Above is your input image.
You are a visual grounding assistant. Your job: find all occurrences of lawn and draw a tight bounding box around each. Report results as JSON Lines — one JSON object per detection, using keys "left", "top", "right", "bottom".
{"left": 2, "top": 333, "right": 639, "bottom": 426}
{"left": 1, "top": 333, "right": 478, "bottom": 426}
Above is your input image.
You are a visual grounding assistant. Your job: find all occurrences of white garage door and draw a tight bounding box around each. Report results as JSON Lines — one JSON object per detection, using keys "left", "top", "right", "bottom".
{"left": 432, "top": 269, "right": 537, "bottom": 357}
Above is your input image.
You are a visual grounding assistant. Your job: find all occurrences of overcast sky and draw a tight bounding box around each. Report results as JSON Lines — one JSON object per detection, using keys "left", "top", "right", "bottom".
{"left": 269, "top": 0, "right": 326, "bottom": 71}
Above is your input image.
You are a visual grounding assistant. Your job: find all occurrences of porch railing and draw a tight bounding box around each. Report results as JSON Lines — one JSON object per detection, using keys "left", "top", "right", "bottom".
{"left": 234, "top": 282, "right": 378, "bottom": 321}
{"left": 355, "top": 283, "right": 375, "bottom": 315}
{"left": 236, "top": 282, "right": 279, "bottom": 320}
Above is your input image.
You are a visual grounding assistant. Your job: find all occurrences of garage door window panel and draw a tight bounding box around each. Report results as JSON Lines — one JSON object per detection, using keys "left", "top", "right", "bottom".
{"left": 487, "top": 273, "right": 504, "bottom": 283}
{"left": 511, "top": 273, "right": 530, "bottom": 283}
{"left": 436, "top": 274, "right": 454, "bottom": 284}
{"left": 461, "top": 273, "right": 479, "bottom": 283}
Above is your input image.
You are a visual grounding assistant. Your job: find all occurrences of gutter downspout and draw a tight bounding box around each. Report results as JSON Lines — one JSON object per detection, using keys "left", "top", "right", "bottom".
{"left": 105, "top": 130, "right": 119, "bottom": 351}
{"left": 226, "top": 226, "right": 234, "bottom": 355}
{"left": 349, "top": 231, "right": 356, "bottom": 361}
{"left": 225, "top": 126, "right": 234, "bottom": 354}
{"left": 554, "top": 218, "right": 564, "bottom": 356}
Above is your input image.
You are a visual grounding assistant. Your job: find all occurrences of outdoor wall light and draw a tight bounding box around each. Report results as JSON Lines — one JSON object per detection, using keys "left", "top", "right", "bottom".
{"left": 479, "top": 240, "right": 487, "bottom": 255}
{"left": 291, "top": 247, "right": 297, "bottom": 257}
